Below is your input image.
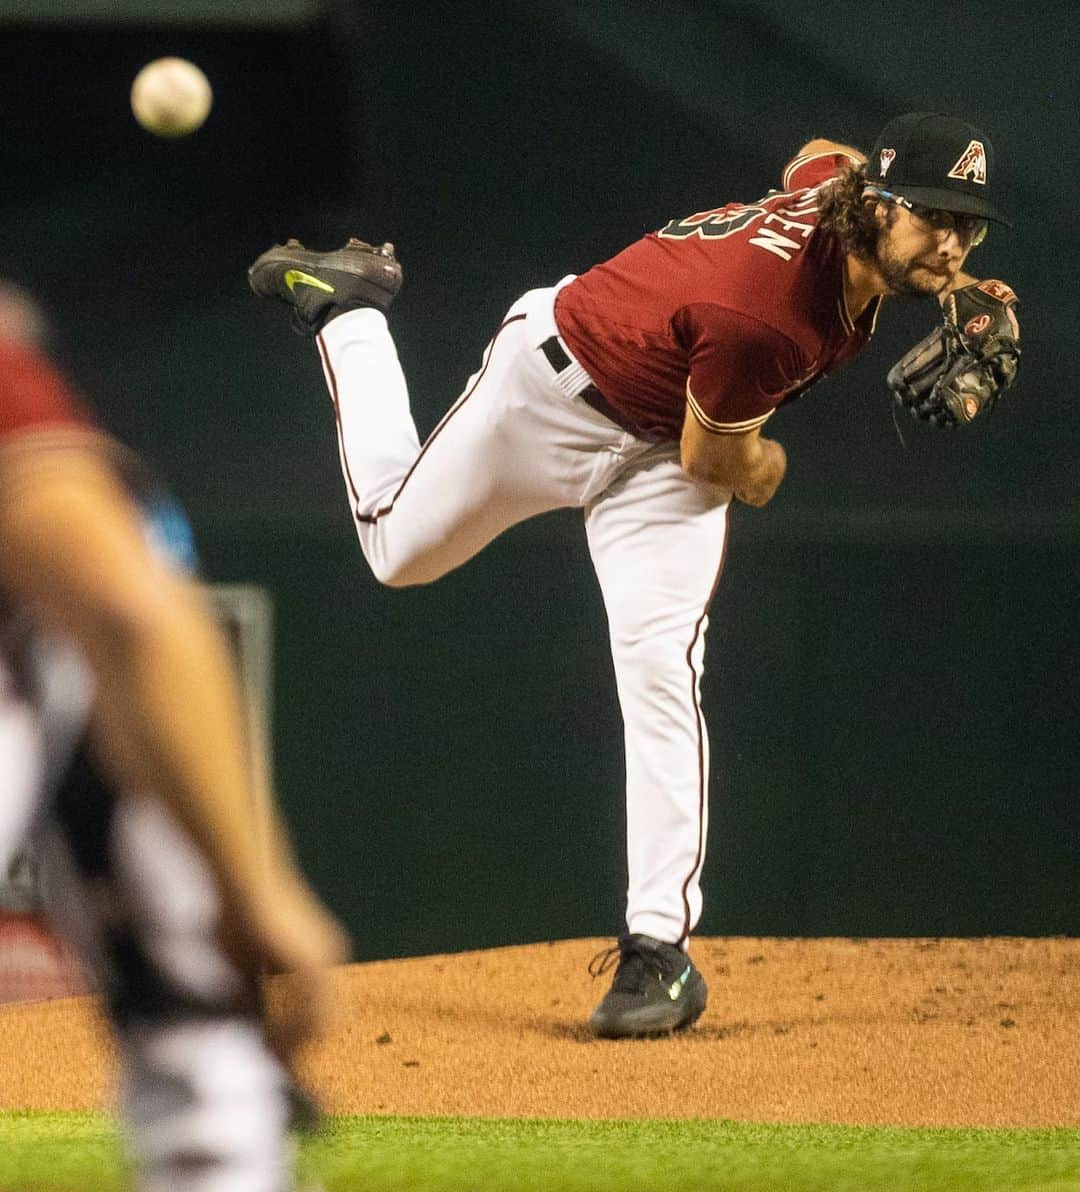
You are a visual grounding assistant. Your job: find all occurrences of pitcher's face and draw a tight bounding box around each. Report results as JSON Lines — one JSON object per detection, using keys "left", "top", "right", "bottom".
{"left": 870, "top": 197, "right": 983, "bottom": 298}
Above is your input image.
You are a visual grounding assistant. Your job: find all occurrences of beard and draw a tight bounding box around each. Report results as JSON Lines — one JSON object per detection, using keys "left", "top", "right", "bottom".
{"left": 873, "top": 227, "right": 952, "bottom": 298}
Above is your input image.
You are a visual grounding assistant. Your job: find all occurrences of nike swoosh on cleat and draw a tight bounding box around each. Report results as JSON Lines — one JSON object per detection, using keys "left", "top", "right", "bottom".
{"left": 668, "top": 965, "right": 692, "bottom": 1000}
{"left": 285, "top": 269, "right": 336, "bottom": 295}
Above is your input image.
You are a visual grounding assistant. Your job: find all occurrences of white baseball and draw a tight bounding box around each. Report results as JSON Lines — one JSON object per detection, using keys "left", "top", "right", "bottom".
{"left": 130, "top": 57, "right": 213, "bottom": 138}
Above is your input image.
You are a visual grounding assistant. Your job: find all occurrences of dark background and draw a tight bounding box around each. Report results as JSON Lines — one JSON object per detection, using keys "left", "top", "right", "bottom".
{"left": 3, "top": 0, "right": 1076, "bottom": 957}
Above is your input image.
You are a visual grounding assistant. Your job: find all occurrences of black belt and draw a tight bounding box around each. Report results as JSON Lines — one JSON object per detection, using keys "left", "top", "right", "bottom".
{"left": 539, "top": 335, "right": 654, "bottom": 440}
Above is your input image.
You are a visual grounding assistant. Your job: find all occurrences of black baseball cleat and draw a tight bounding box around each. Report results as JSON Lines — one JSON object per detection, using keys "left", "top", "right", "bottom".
{"left": 247, "top": 237, "right": 403, "bottom": 336}
{"left": 588, "top": 933, "right": 707, "bottom": 1039}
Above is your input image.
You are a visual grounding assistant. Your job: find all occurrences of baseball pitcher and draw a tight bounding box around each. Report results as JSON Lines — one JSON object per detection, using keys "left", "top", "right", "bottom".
{"left": 250, "top": 111, "right": 1019, "bottom": 1039}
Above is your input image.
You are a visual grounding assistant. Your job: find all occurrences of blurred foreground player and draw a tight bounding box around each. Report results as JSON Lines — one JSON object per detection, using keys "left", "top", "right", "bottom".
{"left": 0, "top": 282, "right": 348, "bottom": 1191}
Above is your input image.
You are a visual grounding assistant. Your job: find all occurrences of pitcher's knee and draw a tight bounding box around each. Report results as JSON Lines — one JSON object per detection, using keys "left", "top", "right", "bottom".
{"left": 365, "top": 546, "right": 451, "bottom": 588}
{"left": 370, "top": 559, "right": 415, "bottom": 588}
{"left": 611, "top": 628, "right": 694, "bottom": 670}
{"left": 610, "top": 632, "right": 702, "bottom": 698}
{"left": 369, "top": 556, "right": 434, "bottom": 588}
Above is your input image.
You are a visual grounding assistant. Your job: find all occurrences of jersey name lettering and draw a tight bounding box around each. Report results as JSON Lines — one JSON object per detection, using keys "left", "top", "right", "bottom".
{"left": 747, "top": 194, "right": 819, "bottom": 260}
{"left": 748, "top": 225, "right": 803, "bottom": 260}
{"left": 658, "top": 188, "right": 821, "bottom": 261}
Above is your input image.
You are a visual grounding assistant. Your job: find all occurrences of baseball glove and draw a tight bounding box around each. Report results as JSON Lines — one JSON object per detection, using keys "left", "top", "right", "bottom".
{"left": 886, "top": 279, "right": 1021, "bottom": 427}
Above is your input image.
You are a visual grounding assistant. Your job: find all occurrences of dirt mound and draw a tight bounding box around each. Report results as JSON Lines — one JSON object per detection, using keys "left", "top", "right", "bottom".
{"left": 2, "top": 937, "right": 1077, "bottom": 1127}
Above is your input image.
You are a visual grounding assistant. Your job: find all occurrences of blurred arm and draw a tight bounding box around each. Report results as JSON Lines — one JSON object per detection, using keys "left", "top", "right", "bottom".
{"left": 0, "top": 442, "right": 346, "bottom": 990}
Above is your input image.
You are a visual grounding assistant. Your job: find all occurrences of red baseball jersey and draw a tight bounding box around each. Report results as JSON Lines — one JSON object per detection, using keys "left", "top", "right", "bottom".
{"left": 0, "top": 338, "right": 91, "bottom": 450}
{"left": 554, "top": 151, "right": 880, "bottom": 442}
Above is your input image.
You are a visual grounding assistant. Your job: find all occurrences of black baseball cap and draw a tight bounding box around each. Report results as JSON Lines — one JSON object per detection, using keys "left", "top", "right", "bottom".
{"left": 867, "top": 112, "right": 1010, "bottom": 227}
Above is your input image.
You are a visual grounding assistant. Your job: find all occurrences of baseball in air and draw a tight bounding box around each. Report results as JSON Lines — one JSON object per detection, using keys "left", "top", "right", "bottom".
{"left": 130, "top": 57, "right": 213, "bottom": 137}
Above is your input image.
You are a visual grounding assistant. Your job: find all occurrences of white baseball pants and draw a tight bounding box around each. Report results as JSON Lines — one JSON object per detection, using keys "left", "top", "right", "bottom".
{"left": 317, "top": 279, "right": 730, "bottom": 944}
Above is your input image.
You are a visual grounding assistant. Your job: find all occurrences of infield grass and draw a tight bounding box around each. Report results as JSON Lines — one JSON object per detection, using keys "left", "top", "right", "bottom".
{"left": 1, "top": 1112, "right": 1079, "bottom": 1191}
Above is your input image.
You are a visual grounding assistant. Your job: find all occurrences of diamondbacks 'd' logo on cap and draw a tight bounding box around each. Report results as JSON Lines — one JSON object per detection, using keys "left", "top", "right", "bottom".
{"left": 947, "top": 139, "right": 988, "bottom": 185}
{"left": 879, "top": 148, "right": 896, "bottom": 177}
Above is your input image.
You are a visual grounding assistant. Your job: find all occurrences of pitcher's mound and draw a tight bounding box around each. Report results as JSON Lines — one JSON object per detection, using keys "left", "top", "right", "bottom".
{"left": 2, "top": 937, "right": 1078, "bottom": 1127}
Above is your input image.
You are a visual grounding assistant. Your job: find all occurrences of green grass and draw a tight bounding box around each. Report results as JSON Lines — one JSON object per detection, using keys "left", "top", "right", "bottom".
{"left": 0, "top": 1113, "right": 125, "bottom": 1191}
{"left": 1, "top": 1112, "right": 1079, "bottom": 1191}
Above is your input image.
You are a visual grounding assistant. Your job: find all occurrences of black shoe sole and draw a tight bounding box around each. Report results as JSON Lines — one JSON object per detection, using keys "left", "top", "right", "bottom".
{"left": 589, "top": 973, "right": 708, "bottom": 1040}
{"left": 248, "top": 239, "right": 403, "bottom": 328}
{"left": 589, "top": 1007, "right": 706, "bottom": 1040}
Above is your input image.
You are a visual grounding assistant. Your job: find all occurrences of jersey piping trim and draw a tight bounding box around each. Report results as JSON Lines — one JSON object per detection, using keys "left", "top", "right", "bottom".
{"left": 839, "top": 289, "right": 883, "bottom": 339}
{"left": 781, "top": 149, "right": 862, "bottom": 191}
{"left": 686, "top": 382, "right": 774, "bottom": 435}
{"left": 837, "top": 252, "right": 858, "bottom": 335}
{"left": 866, "top": 294, "right": 883, "bottom": 336}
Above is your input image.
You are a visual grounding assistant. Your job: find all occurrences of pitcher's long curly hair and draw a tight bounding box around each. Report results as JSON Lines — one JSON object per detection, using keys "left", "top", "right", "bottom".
{"left": 816, "top": 163, "right": 886, "bottom": 261}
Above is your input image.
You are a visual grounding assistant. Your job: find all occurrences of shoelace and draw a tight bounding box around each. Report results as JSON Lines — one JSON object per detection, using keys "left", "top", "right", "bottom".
{"left": 588, "top": 945, "right": 621, "bottom": 979}
{"left": 588, "top": 943, "right": 651, "bottom": 994}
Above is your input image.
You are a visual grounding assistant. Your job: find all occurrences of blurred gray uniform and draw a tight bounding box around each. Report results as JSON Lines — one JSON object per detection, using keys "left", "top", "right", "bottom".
{"left": 0, "top": 631, "right": 290, "bottom": 1192}
{"left": 0, "top": 334, "right": 291, "bottom": 1192}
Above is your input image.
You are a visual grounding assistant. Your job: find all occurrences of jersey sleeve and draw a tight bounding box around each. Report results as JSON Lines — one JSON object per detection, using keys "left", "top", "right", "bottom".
{"left": 0, "top": 339, "right": 91, "bottom": 447}
{"left": 672, "top": 304, "right": 807, "bottom": 434}
{"left": 781, "top": 150, "right": 861, "bottom": 193}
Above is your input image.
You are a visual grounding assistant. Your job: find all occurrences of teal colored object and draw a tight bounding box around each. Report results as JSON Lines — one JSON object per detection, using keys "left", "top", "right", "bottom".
{"left": 139, "top": 494, "right": 200, "bottom": 576}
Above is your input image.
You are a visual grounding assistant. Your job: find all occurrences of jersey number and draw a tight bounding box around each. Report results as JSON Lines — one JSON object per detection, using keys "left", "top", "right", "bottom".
{"left": 658, "top": 205, "right": 766, "bottom": 240}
